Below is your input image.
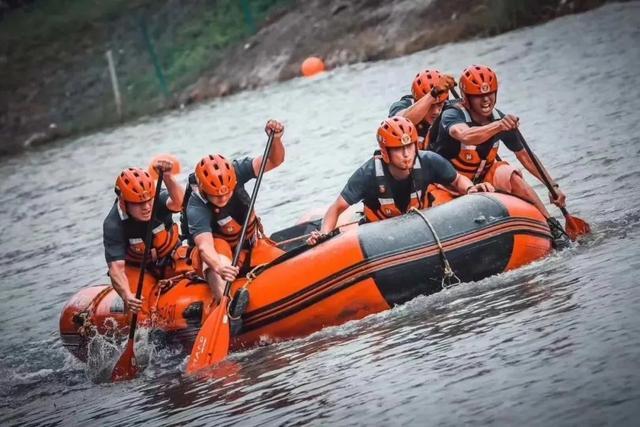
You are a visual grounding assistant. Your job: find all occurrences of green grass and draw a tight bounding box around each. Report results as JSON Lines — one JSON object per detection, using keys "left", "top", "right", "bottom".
{"left": 2, "top": 0, "right": 294, "bottom": 134}
{"left": 0, "top": 0, "right": 146, "bottom": 45}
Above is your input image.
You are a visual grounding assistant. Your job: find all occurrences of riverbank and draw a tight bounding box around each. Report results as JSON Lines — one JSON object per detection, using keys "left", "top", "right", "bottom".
{"left": 0, "top": 0, "right": 617, "bottom": 156}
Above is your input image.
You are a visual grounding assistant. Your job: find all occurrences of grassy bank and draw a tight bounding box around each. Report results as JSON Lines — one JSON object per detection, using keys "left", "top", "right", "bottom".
{"left": 0, "top": 0, "right": 293, "bottom": 152}
{"left": 0, "top": 0, "right": 615, "bottom": 155}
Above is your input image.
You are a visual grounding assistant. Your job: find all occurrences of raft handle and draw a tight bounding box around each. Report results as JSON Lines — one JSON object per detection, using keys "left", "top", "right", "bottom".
{"left": 408, "top": 207, "right": 461, "bottom": 289}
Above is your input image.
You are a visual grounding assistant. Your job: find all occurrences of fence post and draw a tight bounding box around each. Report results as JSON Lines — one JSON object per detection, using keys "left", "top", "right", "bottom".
{"left": 138, "top": 16, "right": 171, "bottom": 99}
{"left": 240, "top": 0, "right": 256, "bottom": 34}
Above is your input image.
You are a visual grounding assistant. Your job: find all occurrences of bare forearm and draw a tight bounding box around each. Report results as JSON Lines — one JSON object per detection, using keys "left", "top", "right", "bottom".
{"left": 450, "top": 122, "right": 503, "bottom": 146}
{"left": 320, "top": 211, "right": 338, "bottom": 234}
{"left": 516, "top": 150, "right": 549, "bottom": 184}
{"left": 321, "top": 194, "right": 353, "bottom": 233}
{"left": 398, "top": 94, "right": 437, "bottom": 125}
{"left": 201, "top": 246, "right": 223, "bottom": 271}
{"left": 163, "top": 174, "right": 184, "bottom": 211}
{"left": 194, "top": 235, "right": 223, "bottom": 271}
{"left": 254, "top": 135, "right": 285, "bottom": 173}
{"left": 450, "top": 174, "right": 473, "bottom": 194}
{"left": 268, "top": 135, "right": 285, "bottom": 168}
{"left": 108, "top": 262, "right": 130, "bottom": 299}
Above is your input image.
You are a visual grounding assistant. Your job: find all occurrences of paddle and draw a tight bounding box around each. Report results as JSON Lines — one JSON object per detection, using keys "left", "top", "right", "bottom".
{"left": 449, "top": 87, "right": 590, "bottom": 240}
{"left": 186, "top": 129, "right": 276, "bottom": 374}
{"left": 111, "top": 170, "right": 164, "bottom": 382}
{"left": 514, "top": 129, "right": 590, "bottom": 240}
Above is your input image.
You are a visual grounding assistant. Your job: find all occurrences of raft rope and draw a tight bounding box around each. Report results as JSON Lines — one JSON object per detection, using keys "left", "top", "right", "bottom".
{"left": 75, "top": 285, "right": 114, "bottom": 337}
{"left": 408, "top": 207, "right": 461, "bottom": 289}
{"left": 226, "top": 263, "right": 268, "bottom": 321}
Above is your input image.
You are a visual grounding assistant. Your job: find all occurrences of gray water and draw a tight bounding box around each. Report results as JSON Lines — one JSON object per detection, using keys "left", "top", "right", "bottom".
{"left": 1, "top": 3, "right": 639, "bottom": 425}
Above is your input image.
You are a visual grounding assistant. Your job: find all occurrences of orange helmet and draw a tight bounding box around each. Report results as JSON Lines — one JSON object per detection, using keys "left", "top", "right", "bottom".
{"left": 377, "top": 116, "right": 418, "bottom": 163}
{"left": 412, "top": 69, "right": 448, "bottom": 102}
{"left": 459, "top": 65, "right": 498, "bottom": 96}
{"left": 195, "top": 154, "right": 237, "bottom": 196}
{"left": 115, "top": 168, "right": 156, "bottom": 203}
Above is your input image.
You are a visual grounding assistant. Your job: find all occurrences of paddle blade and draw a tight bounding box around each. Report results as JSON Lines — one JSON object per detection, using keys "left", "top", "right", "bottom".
{"left": 186, "top": 296, "right": 231, "bottom": 374}
{"left": 111, "top": 339, "right": 137, "bottom": 382}
{"left": 564, "top": 214, "right": 591, "bottom": 241}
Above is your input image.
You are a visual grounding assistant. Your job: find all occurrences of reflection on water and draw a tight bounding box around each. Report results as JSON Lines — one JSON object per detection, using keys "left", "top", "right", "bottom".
{"left": 1, "top": 3, "right": 640, "bottom": 426}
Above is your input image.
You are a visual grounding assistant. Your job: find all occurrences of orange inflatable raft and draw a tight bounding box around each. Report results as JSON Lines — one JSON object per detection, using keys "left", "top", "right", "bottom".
{"left": 60, "top": 193, "right": 553, "bottom": 362}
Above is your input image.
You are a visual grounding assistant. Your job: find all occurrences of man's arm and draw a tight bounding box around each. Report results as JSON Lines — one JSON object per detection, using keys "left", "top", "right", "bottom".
{"left": 514, "top": 149, "right": 545, "bottom": 182}
{"left": 151, "top": 158, "right": 184, "bottom": 211}
{"left": 194, "top": 232, "right": 239, "bottom": 282}
{"left": 164, "top": 172, "right": 184, "bottom": 212}
{"left": 252, "top": 119, "right": 286, "bottom": 175}
{"left": 448, "top": 173, "right": 494, "bottom": 194}
{"left": 306, "top": 195, "right": 351, "bottom": 246}
{"left": 428, "top": 152, "right": 494, "bottom": 194}
{"left": 108, "top": 260, "right": 142, "bottom": 313}
{"left": 514, "top": 149, "right": 566, "bottom": 207}
{"left": 448, "top": 114, "right": 519, "bottom": 146}
{"left": 397, "top": 75, "right": 456, "bottom": 124}
{"left": 396, "top": 93, "right": 439, "bottom": 125}
{"left": 320, "top": 195, "right": 351, "bottom": 234}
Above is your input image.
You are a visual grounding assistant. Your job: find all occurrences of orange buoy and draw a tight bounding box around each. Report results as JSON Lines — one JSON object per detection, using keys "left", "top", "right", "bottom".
{"left": 301, "top": 56, "right": 325, "bottom": 77}
{"left": 148, "top": 153, "right": 181, "bottom": 178}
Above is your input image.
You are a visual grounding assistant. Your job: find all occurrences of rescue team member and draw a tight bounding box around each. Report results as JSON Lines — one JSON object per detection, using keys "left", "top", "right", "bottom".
{"left": 185, "top": 120, "right": 286, "bottom": 305}
{"left": 307, "top": 116, "right": 493, "bottom": 244}
{"left": 103, "top": 159, "right": 184, "bottom": 313}
{"left": 432, "top": 64, "right": 569, "bottom": 248}
{"left": 388, "top": 69, "right": 457, "bottom": 150}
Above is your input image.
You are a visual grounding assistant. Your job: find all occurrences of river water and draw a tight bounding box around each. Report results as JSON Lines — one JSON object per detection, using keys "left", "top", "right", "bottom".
{"left": 1, "top": 3, "right": 639, "bottom": 425}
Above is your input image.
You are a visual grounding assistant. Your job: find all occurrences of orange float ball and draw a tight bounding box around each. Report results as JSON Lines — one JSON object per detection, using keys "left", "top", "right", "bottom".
{"left": 301, "top": 56, "right": 325, "bottom": 77}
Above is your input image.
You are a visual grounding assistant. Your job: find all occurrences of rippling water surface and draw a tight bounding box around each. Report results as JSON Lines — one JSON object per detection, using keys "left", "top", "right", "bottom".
{"left": 1, "top": 3, "right": 639, "bottom": 425}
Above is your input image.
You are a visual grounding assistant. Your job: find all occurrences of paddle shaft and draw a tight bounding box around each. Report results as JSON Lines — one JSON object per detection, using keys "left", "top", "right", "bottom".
{"left": 222, "top": 130, "right": 275, "bottom": 296}
{"left": 126, "top": 172, "right": 164, "bottom": 340}
{"left": 514, "top": 128, "right": 570, "bottom": 216}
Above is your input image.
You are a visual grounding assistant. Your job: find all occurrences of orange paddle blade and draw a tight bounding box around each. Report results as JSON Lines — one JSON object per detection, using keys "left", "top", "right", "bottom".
{"left": 111, "top": 339, "right": 137, "bottom": 382}
{"left": 564, "top": 214, "right": 591, "bottom": 241}
{"left": 186, "top": 296, "right": 231, "bottom": 374}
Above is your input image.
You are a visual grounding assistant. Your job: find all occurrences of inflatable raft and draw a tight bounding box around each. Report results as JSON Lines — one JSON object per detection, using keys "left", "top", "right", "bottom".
{"left": 60, "top": 193, "right": 552, "bottom": 361}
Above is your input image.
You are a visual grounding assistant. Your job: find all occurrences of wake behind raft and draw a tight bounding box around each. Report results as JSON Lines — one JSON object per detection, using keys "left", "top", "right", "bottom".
{"left": 60, "top": 193, "right": 552, "bottom": 362}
